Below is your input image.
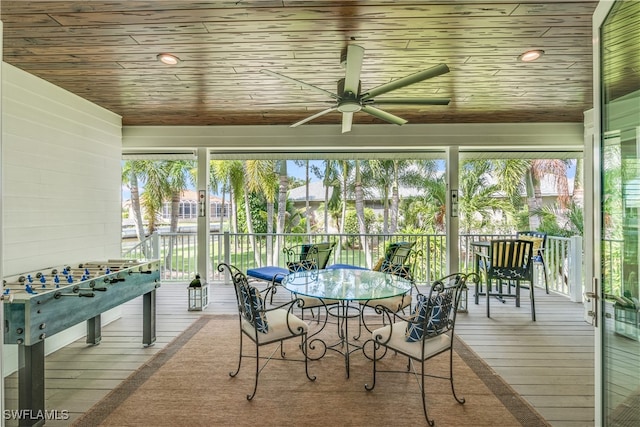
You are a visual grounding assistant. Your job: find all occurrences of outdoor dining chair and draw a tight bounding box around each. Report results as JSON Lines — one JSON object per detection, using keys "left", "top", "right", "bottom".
{"left": 364, "top": 273, "right": 468, "bottom": 425}
{"left": 283, "top": 241, "right": 338, "bottom": 320}
{"left": 217, "top": 262, "right": 315, "bottom": 400}
{"left": 358, "top": 241, "right": 419, "bottom": 334}
{"left": 516, "top": 230, "right": 549, "bottom": 294}
{"left": 476, "top": 239, "right": 536, "bottom": 321}
{"left": 246, "top": 241, "right": 336, "bottom": 305}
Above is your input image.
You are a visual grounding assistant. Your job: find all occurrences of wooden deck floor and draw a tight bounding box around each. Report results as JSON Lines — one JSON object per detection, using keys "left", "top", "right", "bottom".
{"left": 3, "top": 281, "right": 594, "bottom": 427}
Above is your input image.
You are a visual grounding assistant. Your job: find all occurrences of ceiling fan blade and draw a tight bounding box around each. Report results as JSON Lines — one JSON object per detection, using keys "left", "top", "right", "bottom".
{"left": 343, "top": 45, "right": 364, "bottom": 95}
{"left": 370, "top": 98, "right": 450, "bottom": 105}
{"left": 261, "top": 69, "right": 338, "bottom": 100}
{"left": 342, "top": 112, "right": 354, "bottom": 133}
{"left": 361, "top": 105, "right": 407, "bottom": 125}
{"left": 290, "top": 107, "right": 337, "bottom": 128}
{"left": 361, "top": 63, "right": 450, "bottom": 100}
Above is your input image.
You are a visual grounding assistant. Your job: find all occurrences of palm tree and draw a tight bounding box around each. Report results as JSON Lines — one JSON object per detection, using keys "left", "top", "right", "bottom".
{"left": 312, "top": 160, "right": 341, "bottom": 233}
{"left": 361, "top": 160, "right": 394, "bottom": 233}
{"left": 137, "top": 161, "right": 169, "bottom": 235}
{"left": 163, "top": 161, "right": 195, "bottom": 267}
{"left": 494, "top": 158, "right": 570, "bottom": 230}
{"left": 293, "top": 160, "right": 312, "bottom": 234}
{"left": 122, "top": 160, "right": 148, "bottom": 241}
{"left": 459, "top": 160, "right": 513, "bottom": 234}
{"left": 403, "top": 160, "right": 443, "bottom": 232}
{"left": 276, "top": 160, "right": 288, "bottom": 263}
{"left": 335, "top": 160, "right": 354, "bottom": 261}
{"left": 211, "top": 160, "right": 244, "bottom": 233}
{"left": 243, "top": 160, "right": 278, "bottom": 265}
{"left": 354, "top": 160, "right": 371, "bottom": 267}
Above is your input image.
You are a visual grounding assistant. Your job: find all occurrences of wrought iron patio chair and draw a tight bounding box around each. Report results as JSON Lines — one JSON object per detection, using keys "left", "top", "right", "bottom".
{"left": 284, "top": 241, "right": 338, "bottom": 320}
{"left": 217, "top": 262, "right": 315, "bottom": 400}
{"left": 246, "top": 241, "right": 336, "bottom": 305}
{"left": 476, "top": 239, "right": 536, "bottom": 321}
{"left": 364, "top": 273, "right": 468, "bottom": 425}
{"left": 359, "top": 242, "right": 419, "bottom": 333}
{"left": 516, "top": 230, "right": 549, "bottom": 294}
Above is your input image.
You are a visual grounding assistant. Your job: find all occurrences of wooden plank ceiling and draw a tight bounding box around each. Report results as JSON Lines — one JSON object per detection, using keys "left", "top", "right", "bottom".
{"left": 1, "top": 1, "right": 606, "bottom": 128}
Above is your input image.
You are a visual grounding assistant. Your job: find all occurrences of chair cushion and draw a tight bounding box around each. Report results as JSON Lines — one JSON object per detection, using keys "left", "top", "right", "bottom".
{"left": 246, "top": 266, "right": 288, "bottom": 283}
{"left": 361, "top": 294, "right": 411, "bottom": 313}
{"left": 373, "top": 321, "right": 451, "bottom": 360}
{"left": 239, "top": 286, "right": 269, "bottom": 333}
{"left": 405, "top": 293, "right": 452, "bottom": 342}
{"left": 296, "top": 295, "right": 339, "bottom": 308}
{"left": 241, "top": 308, "right": 308, "bottom": 343}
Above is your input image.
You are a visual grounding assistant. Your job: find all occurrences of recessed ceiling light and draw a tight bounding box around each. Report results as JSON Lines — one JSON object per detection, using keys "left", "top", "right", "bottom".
{"left": 157, "top": 53, "right": 180, "bottom": 65}
{"left": 518, "top": 49, "right": 544, "bottom": 62}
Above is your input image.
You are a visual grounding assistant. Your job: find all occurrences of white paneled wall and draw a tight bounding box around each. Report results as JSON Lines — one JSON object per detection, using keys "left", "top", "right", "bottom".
{"left": 1, "top": 63, "right": 122, "bottom": 375}
{"left": 2, "top": 62, "right": 122, "bottom": 273}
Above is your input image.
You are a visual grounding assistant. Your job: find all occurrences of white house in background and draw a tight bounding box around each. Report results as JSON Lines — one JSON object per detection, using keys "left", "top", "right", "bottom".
{"left": 122, "top": 190, "right": 231, "bottom": 234}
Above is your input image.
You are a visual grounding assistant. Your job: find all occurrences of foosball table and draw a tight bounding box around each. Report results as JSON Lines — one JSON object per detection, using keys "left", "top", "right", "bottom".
{"left": 2, "top": 259, "right": 161, "bottom": 427}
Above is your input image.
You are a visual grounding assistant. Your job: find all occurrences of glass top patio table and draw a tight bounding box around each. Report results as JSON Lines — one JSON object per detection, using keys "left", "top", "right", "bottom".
{"left": 282, "top": 267, "right": 412, "bottom": 301}
{"left": 282, "top": 268, "right": 413, "bottom": 378}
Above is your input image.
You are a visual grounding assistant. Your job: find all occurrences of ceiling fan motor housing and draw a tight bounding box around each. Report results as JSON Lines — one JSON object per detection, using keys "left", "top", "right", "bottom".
{"left": 337, "top": 78, "right": 362, "bottom": 112}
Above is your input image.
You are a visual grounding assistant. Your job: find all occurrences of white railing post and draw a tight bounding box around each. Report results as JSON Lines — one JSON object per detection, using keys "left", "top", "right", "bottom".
{"left": 568, "top": 235, "right": 583, "bottom": 302}
{"left": 223, "top": 231, "right": 231, "bottom": 283}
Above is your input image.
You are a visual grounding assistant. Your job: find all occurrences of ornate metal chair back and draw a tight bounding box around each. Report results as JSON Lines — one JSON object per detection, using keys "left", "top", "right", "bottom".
{"left": 378, "top": 241, "right": 418, "bottom": 281}
{"left": 284, "top": 241, "right": 336, "bottom": 272}
{"left": 417, "top": 273, "right": 467, "bottom": 340}
{"left": 218, "top": 262, "right": 266, "bottom": 331}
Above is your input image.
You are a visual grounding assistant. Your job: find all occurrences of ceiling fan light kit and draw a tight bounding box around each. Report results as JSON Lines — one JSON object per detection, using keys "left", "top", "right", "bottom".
{"left": 262, "top": 44, "right": 450, "bottom": 133}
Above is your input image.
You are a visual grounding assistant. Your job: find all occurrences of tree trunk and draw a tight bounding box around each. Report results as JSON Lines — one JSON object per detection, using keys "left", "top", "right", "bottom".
{"left": 129, "top": 170, "right": 149, "bottom": 258}
{"left": 244, "top": 191, "right": 260, "bottom": 266}
{"left": 305, "top": 161, "right": 311, "bottom": 234}
{"left": 354, "top": 162, "right": 371, "bottom": 267}
{"left": 526, "top": 171, "right": 542, "bottom": 229}
{"left": 129, "top": 170, "right": 146, "bottom": 241}
{"left": 390, "top": 160, "right": 399, "bottom": 233}
{"left": 573, "top": 158, "right": 584, "bottom": 207}
{"left": 276, "top": 162, "right": 288, "bottom": 265}
{"left": 164, "top": 191, "right": 181, "bottom": 268}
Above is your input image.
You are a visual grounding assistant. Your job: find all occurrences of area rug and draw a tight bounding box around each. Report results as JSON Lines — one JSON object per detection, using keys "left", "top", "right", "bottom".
{"left": 74, "top": 315, "right": 549, "bottom": 427}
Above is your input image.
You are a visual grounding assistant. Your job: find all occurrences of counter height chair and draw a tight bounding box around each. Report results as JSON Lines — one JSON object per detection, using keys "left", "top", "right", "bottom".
{"left": 364, "top": 273, "right": 468, "bottom": 426}
{"left": 516, "top": 230, "right": 549, "bottom": 294}
{"left": 477, "top": 239, "right": 536, "bottom": 321}
{"left": 217, "top": 263, "right": 315, "bottom": 400}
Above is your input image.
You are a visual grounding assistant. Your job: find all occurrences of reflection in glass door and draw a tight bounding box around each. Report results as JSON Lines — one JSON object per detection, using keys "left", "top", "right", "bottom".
{"left": 599, "top": 1, "right": 640, "bottom": 426}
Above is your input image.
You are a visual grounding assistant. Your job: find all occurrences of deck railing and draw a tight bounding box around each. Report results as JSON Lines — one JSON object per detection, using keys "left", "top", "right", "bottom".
{"left": 122, "top": 231, "right": 585, "bottom": 300}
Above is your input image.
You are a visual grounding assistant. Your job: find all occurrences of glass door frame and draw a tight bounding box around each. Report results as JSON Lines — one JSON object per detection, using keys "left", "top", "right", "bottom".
{"left": 592, "top": 1, "right": 639, "bottom": 425}
{"left": 591, "top": 2, "right": 613, "bottom": 423}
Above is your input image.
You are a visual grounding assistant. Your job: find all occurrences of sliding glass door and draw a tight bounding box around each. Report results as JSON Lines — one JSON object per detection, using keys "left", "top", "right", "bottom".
{"left": 597, "top": 1, "right": 640, "bottom": 425}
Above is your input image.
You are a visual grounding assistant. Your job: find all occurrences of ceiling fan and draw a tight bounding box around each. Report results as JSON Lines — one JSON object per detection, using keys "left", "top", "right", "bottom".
{"left": 261, "top": 44, "right": 450, "bottom": 133}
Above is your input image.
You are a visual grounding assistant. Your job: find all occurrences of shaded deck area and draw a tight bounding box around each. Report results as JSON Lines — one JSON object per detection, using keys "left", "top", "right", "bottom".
{"left": 3, "top": 281, "right": 594, "bottom": 426}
